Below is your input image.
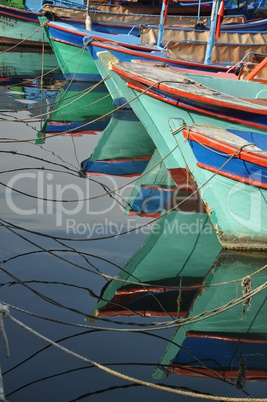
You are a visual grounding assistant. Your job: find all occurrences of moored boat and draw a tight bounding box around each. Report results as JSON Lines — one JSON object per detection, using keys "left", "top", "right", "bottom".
{"left": 107, "top": 61, "right": 267, "bottom": 249}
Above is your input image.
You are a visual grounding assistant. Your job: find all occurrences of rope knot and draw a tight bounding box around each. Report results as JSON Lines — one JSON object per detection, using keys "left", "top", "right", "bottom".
{"left": 0, "top": 304, "right": 10, "bottom": 358}
{"left": 242, "top": 276, "right": 252, "bottom": 316}
{"left": 235, "top": 350, "right": 246, "bottom": 390}
{"left": 0, "top": 304, "right": 9, "bottom": 319}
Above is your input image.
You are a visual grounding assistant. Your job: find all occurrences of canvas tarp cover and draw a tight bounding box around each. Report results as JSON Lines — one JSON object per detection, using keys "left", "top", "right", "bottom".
{"left": 42, "top": 5, "right": 205, "bottom": 25}
{"left": 141, "top": 27, "right": 267, "bottom": 45}
{"left": 165, "top": 41, "right": 267, "bottom": 65}
{"left": 41, "top": 5, "right": 243, "bottom": 26}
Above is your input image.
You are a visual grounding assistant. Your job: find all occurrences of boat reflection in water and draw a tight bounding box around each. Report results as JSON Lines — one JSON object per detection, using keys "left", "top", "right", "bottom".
{"left": 90, "top": 207, "right": 221, "bottom": 318}
{"left": 125, "top": 149, "right": 178, "bottom": 218}
{"left": 80, "top": 109, "right": 155, "bottom": 177}
{"left": 37, "top": 80, "right": 114, "bottom": 143}
{"left": 153, "top": 250, "right": 267, "bottom": 390}
{"left": 0, "top": 46, "right": 62, "bottom": 85}
{"left": 89, "top": 141, "right": 222, "bottom": 316}
{"left": 86, "top": 140, "right": 267, "bottom": 392}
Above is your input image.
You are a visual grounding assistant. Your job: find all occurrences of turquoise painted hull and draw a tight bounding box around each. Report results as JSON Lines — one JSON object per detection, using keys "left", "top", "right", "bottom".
{"left": 172, "top": 122, "right": 267, "bottom": 250}
{"left": 109, "top": 70, "right": 267, "bottom": 250}
{"left": 41, "top": 19, "right": 101, "bottom": 82}
{"left": 93, "top": 54, "right": 127, "bottom": 106}
{"left": 45, "top": 37, "right": 100, "bottom": 82}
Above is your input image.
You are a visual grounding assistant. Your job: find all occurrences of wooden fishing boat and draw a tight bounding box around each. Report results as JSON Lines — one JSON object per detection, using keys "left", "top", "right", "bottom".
{"left": 154, "top": 250, "right": 267, "bottom": 384}
{"left": 0, "top": 0, "right": 214, "bottom": 47}
{"left": 90, "top": 209, "right": 221, "bottom": 318}
{"left": 113, "top": 62, "right": 267, "bottom": 131}
{"left": 80, "top": 109, "right": 155, "bottom": 177}
{"left": 175, "top": 124, "right": 267, "bottom": 250}
{"left": 106, "top": 61, "right": 267, "bottom": 249}
{"left": 2, "top": 0, "right": 267, "bottom": 48}
{"left": 86, "top": 41, "right": 267, "bottom": 106}
{"left": 42, "top": 14, "right": 267, "bottom": 82}
{"left": 41, "top": 4, "right": 261, "bottom": 32}
{"left": 40, "top": 17, "right": 148, "bottom": 81}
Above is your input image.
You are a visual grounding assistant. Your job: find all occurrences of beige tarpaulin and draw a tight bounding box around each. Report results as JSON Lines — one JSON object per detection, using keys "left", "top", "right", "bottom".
{"left": 141, "top": 26, "right": 267, "bottom": 45}
{"left": 42, "top": 5, "right": 244, "bottom": 26}
{"left": 165, "top": 41, "right": 267, "bottom": 65}
{"left": 42, "top": 5, "right": 207, "bottom": 24}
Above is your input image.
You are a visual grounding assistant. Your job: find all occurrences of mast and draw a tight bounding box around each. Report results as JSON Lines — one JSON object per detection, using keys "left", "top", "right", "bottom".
{"left": 157, "top": 0, "right": 169, "bottom": 48}
{"left": 204, "top": 0, "right": 220, "bottom": 64}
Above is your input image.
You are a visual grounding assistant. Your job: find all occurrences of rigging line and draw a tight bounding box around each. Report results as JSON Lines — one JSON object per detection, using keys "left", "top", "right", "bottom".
{"left": 0, "top": 209, "right": 175, "bottom": 319}
{"left": 0, "top": 249, "right": 122, "bottom": 271}
{"left": 70, "top": 134, "right": 80, "bottom": 169}
{"left": 3, "top": 324, "right": 235, "bottom": 392}
{"left": 1, "top": 212, "right": 266, "bottom": 328}
{"left": 0, "top": 149, "right": 77, "bottom": 173}
{"left": 5, "top": 38, "right": 88, "bottom": 89}
{"left": 0, "top": 249, "right": 208, "bottom": 291}
{"left": 0, "top": 142, "right": 255, "bottom": 242}
{"left": 0, "top": 264, "right": 93, "bottom": 318}
{"left": 0, "top": 151, "right": 80, "bottom": 179}
{"left": 0, "top": 24, "right": 46, "bottom": 54}
{"left": 0, "top": 147, "right": 147, "bottom": 211}
{"left": 5, "top": 308, "right": 267, "bottom": 401}
{"left": 0, "top": 109, "right": 43, "bottom": 133}
{"left": 38, "top": 140, "right": 82, "bottom": 172}
{"left": 53, "top": 238, "right": 175, "bottom": 321}
{"left": 172, "top": 282, "right": 267, "bottom": 328}
{"left": 40, "top": 24, "right": 45, "bottom": 130}
{"left": 0, "top": 219, "right": 122, "bottom": 284}
{"left": 0, "top": 140, "right": 181, "bottom": 205}
{"left": 0, "top": 77, "right": 111, "bottom": 123}
{"left": 0, "top": 153, "right": 131, "bottom": 209}
{"left": 0, "top": 77, "right": 170, "bottom": 143}
{"left": 0, "top": 222, "right": 178, "bottom": 325}
{"left": 0, "top": 166, "right": 78, "bottom": 178}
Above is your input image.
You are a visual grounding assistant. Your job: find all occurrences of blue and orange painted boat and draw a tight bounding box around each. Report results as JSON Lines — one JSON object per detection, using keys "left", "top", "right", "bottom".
{"left": 107, "top": 61, "right": 267, "bottom": 249}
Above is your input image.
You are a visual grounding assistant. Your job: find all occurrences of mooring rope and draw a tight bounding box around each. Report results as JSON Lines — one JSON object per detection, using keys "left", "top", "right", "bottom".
{"left": 0, "top": 304, "right": 267, "bottom": 401}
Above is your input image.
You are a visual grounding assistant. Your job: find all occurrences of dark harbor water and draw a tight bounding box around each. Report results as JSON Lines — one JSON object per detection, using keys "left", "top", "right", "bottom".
{"left": 0, "top": 49, "right": 266, "bottom": 402}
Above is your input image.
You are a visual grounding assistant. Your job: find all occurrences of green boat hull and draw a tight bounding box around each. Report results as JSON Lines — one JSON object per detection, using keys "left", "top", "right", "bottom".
{"left": 109, "top": 70, "right": 267, "bottom": 250}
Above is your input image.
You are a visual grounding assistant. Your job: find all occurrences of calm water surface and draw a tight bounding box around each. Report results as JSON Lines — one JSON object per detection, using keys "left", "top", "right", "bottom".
{"left": 0, "top": 49, "right": 266, "bottom": 402}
